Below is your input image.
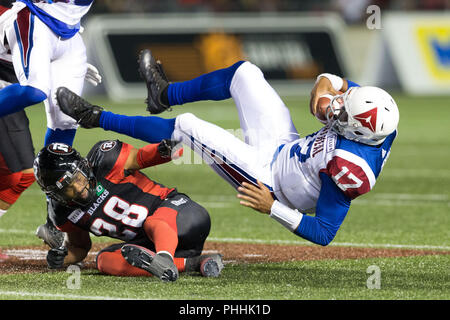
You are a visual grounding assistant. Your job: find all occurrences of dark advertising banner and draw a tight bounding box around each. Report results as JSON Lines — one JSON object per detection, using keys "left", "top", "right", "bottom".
{"left": 84, "top": 14, "right": 349, "bottom": 100}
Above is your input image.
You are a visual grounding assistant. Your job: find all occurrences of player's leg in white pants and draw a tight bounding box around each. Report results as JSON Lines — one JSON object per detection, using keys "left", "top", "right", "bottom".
{"left": 45, "top": 33, "right": 87, "bottom": 131}
{"left": 172, "top": 62, "right": 299, "bottom": 191}
{"left": 5, "top": 10, "right": 86, "bottom": 132}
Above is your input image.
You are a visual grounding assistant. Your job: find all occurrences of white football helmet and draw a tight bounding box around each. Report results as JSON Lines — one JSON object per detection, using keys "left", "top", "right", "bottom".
{"left": 325, "top": 86, "right": 399, "bottom": 146}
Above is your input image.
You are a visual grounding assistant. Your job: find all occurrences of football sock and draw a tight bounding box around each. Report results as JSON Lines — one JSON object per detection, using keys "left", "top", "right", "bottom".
{"left": 0, "top": 172, "right": 35, "bottom": 205}
{"left": 96, "top": 249, "right": 151, "bottom": 277}
{"left": 1, "top": 172, "right": 35, "bottom": 205}
{"left": 143, "top": 215, "right": 178, "bottom": 258}
{"left": 96, "top": 248, "right": 186, "bottom": 276}
{"left": 44, "top": 128, "right": 77, "bottom": 146}
{"left": 99, "top": 111, "right": 176, "bottom": 143}
{"left": 0, "top": 84, "right": 46, "bottom": 117}
{"left": 167, "top": 60, "right": 245, "bottom": 106}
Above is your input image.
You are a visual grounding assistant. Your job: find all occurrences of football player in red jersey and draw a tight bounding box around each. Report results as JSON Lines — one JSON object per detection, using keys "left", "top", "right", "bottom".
{"left": 0, "top": 3, "right": 36, "bottom": 261}
{"left": 33, "top": 140, "right": 223, "bottom": 281}
{"left": 0, "top": 1, "right": 102, "bottom": 260}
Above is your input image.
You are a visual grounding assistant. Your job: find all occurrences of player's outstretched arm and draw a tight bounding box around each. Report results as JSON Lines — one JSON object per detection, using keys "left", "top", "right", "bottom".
{"left": 46, "top": 229, "right": 91, "bottom": 269}
{"left": 64, "top": 229, "right": 92, "bottom": 265}
{"left": 238, "top": 175, "right": 351, "bottom": 246}
{"left": 124, "top": 139, "right": 183, "bottom": 171}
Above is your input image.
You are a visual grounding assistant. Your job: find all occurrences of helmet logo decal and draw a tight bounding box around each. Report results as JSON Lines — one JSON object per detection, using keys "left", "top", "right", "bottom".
{"left": 100, "top": 141, "right": 117, "bottom": 152}
{"left": 47, "top": 143, "right": 73, "bottom": 155}
{"left": 354, "top": 107, "right": 378, "bottom": 132}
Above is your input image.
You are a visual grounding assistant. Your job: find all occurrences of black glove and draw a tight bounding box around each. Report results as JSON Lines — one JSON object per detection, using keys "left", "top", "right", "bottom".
{"left": 46, "top": 246, "right": 68, "bottom": 269}
{"left": 157, "top": 139, "right": 180, "bottom": 158}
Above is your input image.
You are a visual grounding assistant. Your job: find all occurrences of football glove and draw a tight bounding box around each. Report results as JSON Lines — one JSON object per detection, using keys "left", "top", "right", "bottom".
{"left": 85, "top": 63, "right": 102, "bottom": 87}
{"left": 157, "top": 139, "right": 181, "bottom": 158}
{"left": 46, "top": 246, "right": 68, "bottom": 269}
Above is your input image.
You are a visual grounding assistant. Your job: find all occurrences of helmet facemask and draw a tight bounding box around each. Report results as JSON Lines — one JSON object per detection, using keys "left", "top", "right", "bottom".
{"left": 43, "top": 158, "right": 96, "bottom": 207}
{"left": 326, "top": 87, "right": 399, "bottom": 146}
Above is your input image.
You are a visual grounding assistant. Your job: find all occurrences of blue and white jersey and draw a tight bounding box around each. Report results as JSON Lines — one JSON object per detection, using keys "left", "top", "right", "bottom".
{"left": 271, "top": 124, "right": 396, "bottom": 213}
{"left": 17, "top": 0, "right": 93, "bottom": 38}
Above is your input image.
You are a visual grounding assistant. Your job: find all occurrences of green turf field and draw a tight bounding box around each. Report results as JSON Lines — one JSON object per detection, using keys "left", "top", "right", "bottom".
{"left": 0, "top": 93, "right": 448, "bottom": 301}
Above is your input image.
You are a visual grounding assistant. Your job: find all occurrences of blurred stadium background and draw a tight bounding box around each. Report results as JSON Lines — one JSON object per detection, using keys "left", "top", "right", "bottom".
{"left": 46, "top": 0, "right": 449, "bottom": 101}
{"left": 1, "top": 0, "right": 449, "bottom": 301}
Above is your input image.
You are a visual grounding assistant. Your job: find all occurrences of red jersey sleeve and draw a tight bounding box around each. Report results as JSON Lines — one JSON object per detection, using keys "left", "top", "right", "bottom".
{"left": 136, "top": 143, "right": 172, "bottom": 168}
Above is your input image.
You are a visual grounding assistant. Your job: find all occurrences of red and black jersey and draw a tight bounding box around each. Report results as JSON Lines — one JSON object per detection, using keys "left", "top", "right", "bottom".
{"left": 49, "top": 140, "right": 177, "bottom": 241}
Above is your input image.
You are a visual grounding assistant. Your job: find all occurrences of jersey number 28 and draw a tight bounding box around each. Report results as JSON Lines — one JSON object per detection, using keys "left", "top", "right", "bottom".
{"left": 90, "top": 196, "right": 148, "bottom": 240}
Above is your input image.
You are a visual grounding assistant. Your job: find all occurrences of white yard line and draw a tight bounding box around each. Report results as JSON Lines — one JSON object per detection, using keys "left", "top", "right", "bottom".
{"left": 0, "top": 229, "right": 35, "bottom": 235}
{"left": 382, "top": 169, "right": 450, "bottom": 178}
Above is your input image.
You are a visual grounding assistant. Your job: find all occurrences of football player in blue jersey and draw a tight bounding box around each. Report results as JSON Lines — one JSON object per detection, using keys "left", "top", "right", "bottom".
{"left": 0, "top": 0, "right": 94, "bottom": 146}
{"left": 55, "top": 50, "right": 399, "bottom": 247}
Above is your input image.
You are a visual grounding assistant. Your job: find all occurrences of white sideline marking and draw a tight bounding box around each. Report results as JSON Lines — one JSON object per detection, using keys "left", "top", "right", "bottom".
{"left": 1, "top": 229, "right": 449, "bottom": 251}
{"left": 0, "top": 290, "right": 135, "bottom": 300}
{"left": 383, "top": 169, "right": 450, "bottom": 178}
{"left": 0, "top": 229, "right": 35, "bottom": 235}
{"left": 192, "top": 193, "right": 450, "bottom": 208}
{"left": 5, "top": 249, "right": 47, "bottom": 260}
{"left": 207, "top": 237, "right": 450, "bottom": 251}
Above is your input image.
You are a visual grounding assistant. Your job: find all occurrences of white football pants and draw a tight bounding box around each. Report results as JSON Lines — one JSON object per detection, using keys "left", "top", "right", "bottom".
{"left": 5, "top": 7, "right": 86, "bottom": 130}
{"left": 172, "top": 61, "right": 299, "bottom": 190}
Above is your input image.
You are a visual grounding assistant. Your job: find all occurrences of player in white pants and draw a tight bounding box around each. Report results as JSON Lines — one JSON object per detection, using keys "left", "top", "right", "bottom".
{"left": 55, "top": 50, "right": 399, "bottom": 247}
{"left": 0, "top": 0, "right": 93, "bottom": 146}
{"left": 172, "top": 61, "right": 299, "bottom": 193}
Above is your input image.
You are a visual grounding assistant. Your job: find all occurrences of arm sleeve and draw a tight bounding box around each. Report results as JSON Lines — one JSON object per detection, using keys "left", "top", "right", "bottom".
{"left": 293, "top": 172, "right": 351, "bottom": 246}
{"left": 136, "top": 143, "right": 172, "bottom": 168}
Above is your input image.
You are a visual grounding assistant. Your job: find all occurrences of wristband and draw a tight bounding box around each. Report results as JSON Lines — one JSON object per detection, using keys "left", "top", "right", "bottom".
{"left": 316, "top": 73, "right": 344, "bottom": 92}
{"left": 269, "top": 200, "right": 303, "bottom": 232}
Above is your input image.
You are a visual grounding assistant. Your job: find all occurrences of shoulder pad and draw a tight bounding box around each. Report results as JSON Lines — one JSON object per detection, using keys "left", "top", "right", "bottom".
{"left": 322, "top": 150, "right": 376, "bottom": 199}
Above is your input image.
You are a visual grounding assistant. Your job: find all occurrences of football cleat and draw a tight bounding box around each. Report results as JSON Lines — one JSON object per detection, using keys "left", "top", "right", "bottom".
{"left": 56, "top": 87, "right": 103, "bottom": 129}
{"left": 138, "top": 49, "right": 171, "bottom": 114}
{"left": 121, "top": 244, "right": 179, "bottom": 282}
{"left": 186, "top": 253, "right": 224, "bottom": 277}
{"left": 36, "top": 221, "right": 65, "bottom": 249}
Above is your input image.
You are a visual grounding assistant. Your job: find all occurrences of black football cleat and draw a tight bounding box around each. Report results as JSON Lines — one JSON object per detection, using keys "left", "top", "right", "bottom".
{"left": 56, "top": 87, "right": 103, "bottom": 129}
{"left": 121, "top": 244, "right": 179, "bottom": 282}
{"left": 36, "top": 221, "right": 65, "bottom": 249}
{"left": 185, "top": 253, "right": 224, "bottom": 277}
{"left": 138, "top": 49, "right": 171, "bottom": 114}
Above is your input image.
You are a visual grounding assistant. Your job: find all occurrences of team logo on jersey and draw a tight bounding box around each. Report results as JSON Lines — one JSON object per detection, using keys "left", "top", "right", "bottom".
{"left": 354, "top": 107, "right": 378, "bottom": 132}
{"left": 171, "top": 197, "right": 188, "bottom": 206}
{"left": 87, "top": 185, "right": 110, "bottom": 215}
{"left": 96, "top": 183, "right": 105, "bottom": 196}
{"left": 100, "top": 141, "right": 117, "bottom": 152}
{"left": 68, "top": 209, "right": 85, "bottom": 224}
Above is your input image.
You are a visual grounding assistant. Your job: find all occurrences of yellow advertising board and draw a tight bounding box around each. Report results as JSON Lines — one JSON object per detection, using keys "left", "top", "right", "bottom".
{"left": 416, "top": 23, "right": 450, "bottom": 83}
